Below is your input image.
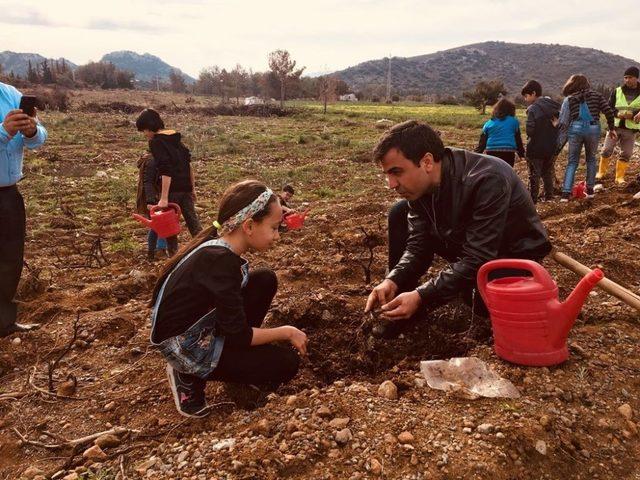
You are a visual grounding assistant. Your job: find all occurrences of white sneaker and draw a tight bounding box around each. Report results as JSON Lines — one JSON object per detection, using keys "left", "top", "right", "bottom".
{"left": 594, "top": 184, "right": 605, "bottom": 193}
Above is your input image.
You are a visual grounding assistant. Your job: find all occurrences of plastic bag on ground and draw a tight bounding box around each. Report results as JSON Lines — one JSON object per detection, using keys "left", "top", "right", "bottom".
{"left": 420, "top": 357, "right": 520, "bottom": 399}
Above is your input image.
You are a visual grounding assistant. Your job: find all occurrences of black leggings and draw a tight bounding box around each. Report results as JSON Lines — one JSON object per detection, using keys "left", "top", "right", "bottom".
{"left": 486, "top": 151, "right": 516, "bottom": 167}
{"left": 200, "top": 269, "right": 300, "bottom": 386}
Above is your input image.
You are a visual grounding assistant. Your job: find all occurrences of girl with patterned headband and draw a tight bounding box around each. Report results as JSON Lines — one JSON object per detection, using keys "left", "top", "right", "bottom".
{"left": 149, "top": 179, "right": 308, "bottom": 418}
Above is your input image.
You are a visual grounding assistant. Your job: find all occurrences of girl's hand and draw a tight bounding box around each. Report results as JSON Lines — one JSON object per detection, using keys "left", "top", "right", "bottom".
{"left": 284, "top": 326, "right": 308, "bottom": 356}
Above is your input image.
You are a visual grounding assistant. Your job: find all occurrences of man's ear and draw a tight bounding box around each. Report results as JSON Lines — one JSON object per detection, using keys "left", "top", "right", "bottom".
{"left": 419, "top": 152, "right": 435, "bottom": 172}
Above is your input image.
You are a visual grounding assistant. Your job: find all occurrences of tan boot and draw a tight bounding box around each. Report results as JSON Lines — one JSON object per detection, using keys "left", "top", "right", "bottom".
{"left": 615, "top": 160, "right": 629, "bottom": 185}
{"left": 596, "top": 156, "right": 610, "bottom": 180}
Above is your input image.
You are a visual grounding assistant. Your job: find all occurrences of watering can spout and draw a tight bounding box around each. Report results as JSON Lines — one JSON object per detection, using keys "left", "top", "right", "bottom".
{"left": 132, "top": 213, "right": 152, "bottom": 228}
{"left": 557, "top": 268, "right": 604, "bottom": 338}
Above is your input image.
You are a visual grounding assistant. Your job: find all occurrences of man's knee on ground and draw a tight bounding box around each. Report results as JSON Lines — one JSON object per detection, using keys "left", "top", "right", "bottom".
{"left": 388, "top": 200, "right": 408, "bottom": 227}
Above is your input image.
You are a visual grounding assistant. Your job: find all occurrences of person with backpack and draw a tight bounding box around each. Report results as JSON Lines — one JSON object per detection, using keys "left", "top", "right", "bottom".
{"left": 596, "top": 66, "right": 640, "bottom": 186}
{"left": 475, "top": 98, "right": 525, "bottom": 167}
{"left": 136, "top": 109, "right": 202, "bottom": 255}
{"left": 521, "top": 80, "right": 560, "bottom": 203}
{"left": 557, "top": 75, "right": 617, "bottom": 202}
{"left": 150, "top": 180, "right": 307, "bottom": 417}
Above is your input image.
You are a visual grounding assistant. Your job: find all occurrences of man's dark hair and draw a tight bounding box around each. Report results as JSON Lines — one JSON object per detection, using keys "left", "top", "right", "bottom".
{"left": 492, "top": 98, "right": 516, "bottom": 119}
{"left": 521, "top": 80, "right": 542, "bottom": 97}
{"left": 282, "top": 184, "right": 295, "bottom": 195}
{"left": 135, "top": 108, "right": 165, "bottom": 132}
{"left": 373, "top": 120, "right": 445, "bottom": 165}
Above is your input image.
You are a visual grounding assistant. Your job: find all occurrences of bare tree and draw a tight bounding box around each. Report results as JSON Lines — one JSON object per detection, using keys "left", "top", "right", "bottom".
{"left": 317, "top": 75, "right": 338, "bottom": 114}
{"left": 169, "top": 69, "right": 187, "bottom": 93}
{"left": 268, "top": 49, "right": 305, "bottom": 108}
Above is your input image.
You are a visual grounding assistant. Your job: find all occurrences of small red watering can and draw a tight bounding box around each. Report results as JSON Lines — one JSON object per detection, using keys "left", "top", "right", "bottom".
{"left": 477, "top": 259, "right": 604, "bottom": 366}
{"left": 132, "top": 203, "right": 182, "bottom": 237}
{"left": 572, "top": 181, "right": 586, "bottom": 199}
{"left": 283, "top": 210, "right": 309, "bottom": 230}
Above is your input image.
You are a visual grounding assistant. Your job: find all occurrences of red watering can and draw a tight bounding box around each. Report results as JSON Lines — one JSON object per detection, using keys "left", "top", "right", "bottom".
{"left": 477, "top": 259, "right": 604, "bottom": 367}
{"left": 283, "top": 210, "right": 309, "bottom": 230}
{"left": 132, "top": 203, "right": 182, "bottom": 238}
{"left": 572, "top": 181, "right": 586, "bottom": 199}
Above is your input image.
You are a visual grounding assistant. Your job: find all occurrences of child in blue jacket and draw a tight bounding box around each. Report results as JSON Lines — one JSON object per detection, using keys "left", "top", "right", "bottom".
{"left": 476, "top": 98, "right": 525, "bottom": 167}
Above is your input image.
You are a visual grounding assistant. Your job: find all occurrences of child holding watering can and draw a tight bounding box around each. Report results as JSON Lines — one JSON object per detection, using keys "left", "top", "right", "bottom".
{"left": 136, "top": 151, "right": 168, "bottom": 261}
{"left": 150, "top": 180, "right": 307, "bottom": 417}
{"left": 136, "top": 109, "right": 202, "bottom": 255}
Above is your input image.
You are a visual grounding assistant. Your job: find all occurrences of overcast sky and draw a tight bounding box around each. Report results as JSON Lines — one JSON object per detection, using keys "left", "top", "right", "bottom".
{"left": 1, "top": 0, "right": 638, "bottom": 77}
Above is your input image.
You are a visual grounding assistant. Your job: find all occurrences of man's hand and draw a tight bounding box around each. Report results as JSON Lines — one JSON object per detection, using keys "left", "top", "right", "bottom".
{"left": 380, "top": 290, "right": 422, "bottom": 320}
{"left": 364, "top": 279, "right": 398, "bottom": 313}
{"left": 2, "top": 110, "right": 32, "bottom": 137}
{"left": 20, "top": 113, "right": 37, "bottom": 138}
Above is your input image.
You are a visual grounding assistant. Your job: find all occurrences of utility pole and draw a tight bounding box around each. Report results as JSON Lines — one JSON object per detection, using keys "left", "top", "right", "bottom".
{"left": 386, "top": 54, "right": 391, "bottom": 102}
{"left": 156, "top": 76, "right": 160, "bottom": 92}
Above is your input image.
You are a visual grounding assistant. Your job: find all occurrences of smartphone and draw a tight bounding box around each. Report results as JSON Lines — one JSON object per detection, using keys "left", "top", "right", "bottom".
{"left": 19, "top": 95, "right": 38, "bottom": 117}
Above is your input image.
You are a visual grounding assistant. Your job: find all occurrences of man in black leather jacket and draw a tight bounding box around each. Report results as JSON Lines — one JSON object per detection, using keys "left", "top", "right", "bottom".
{"left": 365, "top": 120, "right": 551, "bottom": 325}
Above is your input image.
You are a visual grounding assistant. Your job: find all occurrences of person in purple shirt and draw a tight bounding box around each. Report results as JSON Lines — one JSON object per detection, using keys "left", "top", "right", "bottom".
{"left": 0, "top": 81, "right": 47, "bottom": 337}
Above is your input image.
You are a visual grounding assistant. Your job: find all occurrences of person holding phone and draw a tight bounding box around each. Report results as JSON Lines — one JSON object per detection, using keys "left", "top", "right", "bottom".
{"left": 0, "top": 82, "right": 47, "bottom": 337}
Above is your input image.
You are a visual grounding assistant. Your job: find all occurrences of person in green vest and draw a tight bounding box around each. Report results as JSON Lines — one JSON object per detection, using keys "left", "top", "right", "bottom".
{"left": 596, "top": 66, "right": 640, "bottom": 186}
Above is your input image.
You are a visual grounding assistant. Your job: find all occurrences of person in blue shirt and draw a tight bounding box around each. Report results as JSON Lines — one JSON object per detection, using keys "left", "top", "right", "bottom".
{"left": 475, "top": 98, "right": 525, "bottom": 167}
{"left": 0, "top": 81, "right": 47, "bottom": 337}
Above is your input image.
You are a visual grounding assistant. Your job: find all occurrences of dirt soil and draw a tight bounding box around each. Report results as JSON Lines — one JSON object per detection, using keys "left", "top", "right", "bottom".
{"left": 1, "top": 91, "right": 640, "bottom": 480}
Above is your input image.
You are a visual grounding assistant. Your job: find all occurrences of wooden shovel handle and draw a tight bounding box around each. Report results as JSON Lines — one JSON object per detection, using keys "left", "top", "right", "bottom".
{"left": 550, "top": 248, "right": 640, "bottom": 312}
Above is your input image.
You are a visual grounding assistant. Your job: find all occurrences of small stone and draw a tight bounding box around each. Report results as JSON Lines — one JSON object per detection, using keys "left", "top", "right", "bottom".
{"left": 335, "top": 428, "right": 353, "bottom": 445}
{"left": 476, "top": 423, "right": 493, "bottom": 434}
{"left": 22, "top": 467, "right": 45, "bottom": 479}
{"left": 104, "top": 401, "right": 115, "bottom": 412}
{"left": 95, "top": 170, "right": 108, "bottom": 178}
{"left": 254, "top": 419, "right": 271, "bottom": 436}
{"left": 369, "top": 457, "right": 383, "bottom": 475}
{"left": 286, "top": 395, "right": 298, "bottom": 406}
{"left": 535, "top": 440, "right": 547, "bottom": 456}
{"left": 329, "top": 417, "right": 350, "bottom": 429}
{"left": 397, "top": 431, "right": 415, "bottom": 444}
{"left": 321, "top": 310, "right": 333, "bottom": 321}
{"left": 62, "top": 473, "right": 79, "bottom": 480}
{"left": 496, "top": 432, "right": 505, "bottom": 439}
{"left": 95, "top": 433, "right": 121, "bottom": 449}
{"left": 539, "top": 415, "right": 551, "bottom": 429}
{"left": 377, "top": 381, "right": 398, "bottom": 400}
{"left": 462, "top": 427, "right": 472, "bottom": 434}
{"left": 316, "top": 406, "right": 332, "bottom": 418}
{"left": 618, "top": 404, "right": 633, "bottom": 420}
{"left": 135, "top": 457, "right": 157, "bottom": 475}
{"left": 83, "top": 444, "right": 107, "bottom": 461}
{"left": 12, "top": 337, "right": 21, "bottom": 345}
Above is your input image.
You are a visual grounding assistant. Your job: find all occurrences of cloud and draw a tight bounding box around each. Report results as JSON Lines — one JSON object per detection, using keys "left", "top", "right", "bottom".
{"left": 0, "top": 10, "right": 65, "bottom": 27}
{"left": 86, "top": 18, "right": 165, "bottom": 33}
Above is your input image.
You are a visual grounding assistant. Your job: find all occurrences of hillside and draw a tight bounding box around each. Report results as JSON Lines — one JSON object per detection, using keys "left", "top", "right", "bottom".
{"left": 0, "top": 51, "right": 77, "bottom": 77}
{"left": 101, "top": 51, "right": 195, "bottom": 84}
{"left": 334, "top": 41, "right": 640, "bottom": 97}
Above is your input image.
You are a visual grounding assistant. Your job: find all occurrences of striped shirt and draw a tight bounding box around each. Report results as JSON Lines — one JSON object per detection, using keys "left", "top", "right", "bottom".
{"left": 565, "top": 89, "right": 615, "bottom": 130}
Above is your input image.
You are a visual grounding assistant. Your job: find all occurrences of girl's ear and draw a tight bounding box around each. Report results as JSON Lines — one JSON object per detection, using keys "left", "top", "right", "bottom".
{"left": 242, "top": 218, "right": 254, "bottom": 236}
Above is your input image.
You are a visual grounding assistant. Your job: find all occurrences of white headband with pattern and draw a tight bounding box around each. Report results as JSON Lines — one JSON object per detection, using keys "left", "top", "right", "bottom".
{"left": 213, "top": 188, "right": 274, "bottom": 236}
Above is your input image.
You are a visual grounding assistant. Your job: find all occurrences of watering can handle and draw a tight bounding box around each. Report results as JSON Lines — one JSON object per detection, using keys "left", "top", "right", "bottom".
{"left": 150, "top": 202, "right": 182, "bottom": 216}
{"left": 477, "top": 259, "right": 555, "bottom": 301}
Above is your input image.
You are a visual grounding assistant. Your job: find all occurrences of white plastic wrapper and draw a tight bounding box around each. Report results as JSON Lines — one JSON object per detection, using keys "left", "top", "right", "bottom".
{"left": 420, "top": 357, "right": 521, "bottom": 399}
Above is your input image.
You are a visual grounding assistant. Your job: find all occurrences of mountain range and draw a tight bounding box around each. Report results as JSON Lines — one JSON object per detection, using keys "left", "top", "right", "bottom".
{"left": 333, "top": 41, "right": 640, "bottom": 97}
{"left": 0, "top": 50, "right": 194, "bottom": 84}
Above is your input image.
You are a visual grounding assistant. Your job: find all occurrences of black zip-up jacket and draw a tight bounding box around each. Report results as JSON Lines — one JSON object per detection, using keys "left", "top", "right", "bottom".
{"left": 149, "top": 131, "right": 193, "bottom": 193}
{"left": 154, "top": 245, "right": 253, "bottom": 346}
{"left": 386, "top": 148, "right": 552, "bottom": 310}
{"left": 525, "top": 97, "right": 560, "bottom": 159}
{"left": 143, "top": 154, "right": 160, "bottom": 205}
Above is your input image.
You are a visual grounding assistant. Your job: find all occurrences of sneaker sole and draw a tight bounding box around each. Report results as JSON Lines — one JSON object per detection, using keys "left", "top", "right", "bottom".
{"left": 165, "top": 364, "right": 209, "bottom": 418}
